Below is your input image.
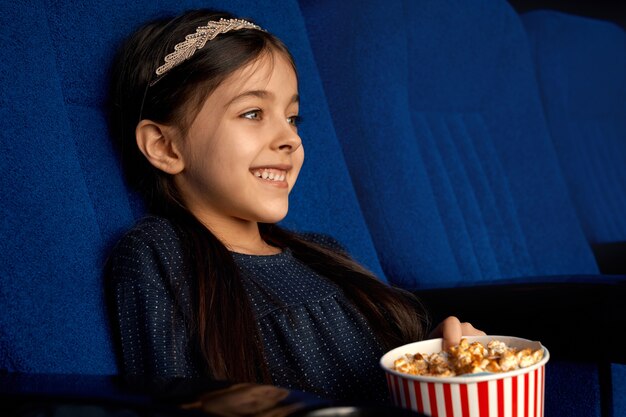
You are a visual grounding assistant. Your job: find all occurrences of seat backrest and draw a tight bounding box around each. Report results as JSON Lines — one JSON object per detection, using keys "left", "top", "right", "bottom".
{"left": 519, "top": 15, "right": 626, "bottom": 415}
{"left": 0, "top": 0, "right": 384, "bottom": 374}
{"left": 522, "top": 11, "right": 626, "bottom": 273}
{"left": 300, "top": 0, "right": 599, "bottom": 290}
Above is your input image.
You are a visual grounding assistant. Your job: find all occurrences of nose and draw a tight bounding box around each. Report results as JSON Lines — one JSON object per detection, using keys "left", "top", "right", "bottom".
{"left": 271, "top": 119, "right": 302, "bottom": 153}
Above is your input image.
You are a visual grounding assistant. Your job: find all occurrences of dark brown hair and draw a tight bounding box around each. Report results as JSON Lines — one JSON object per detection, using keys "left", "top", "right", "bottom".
{"left": 108, "top": 9, "right": 428, "bottom": 384}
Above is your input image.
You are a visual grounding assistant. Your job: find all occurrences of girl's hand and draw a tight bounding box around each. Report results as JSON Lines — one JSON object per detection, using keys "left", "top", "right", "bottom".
{"left": 428, "top": 316, "right": 485, "bottom": 350}
{"left": 180, "top": 383, "right": 303, "bottom": 417}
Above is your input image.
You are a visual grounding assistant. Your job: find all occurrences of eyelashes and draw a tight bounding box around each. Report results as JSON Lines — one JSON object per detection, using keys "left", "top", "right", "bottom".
{"left": 241, "top": 109, "right": 262, "bottom": 120}
{"left": 287, "top": 115, "right": 302, "bottom": 127}
{"left": 240, "top": 110, "right": 302, "bottom": 127}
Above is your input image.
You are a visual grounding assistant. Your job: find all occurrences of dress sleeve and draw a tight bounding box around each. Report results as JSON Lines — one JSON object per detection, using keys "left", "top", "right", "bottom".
{"left": 106, "top": 222, "right": 199, "bottom": 378}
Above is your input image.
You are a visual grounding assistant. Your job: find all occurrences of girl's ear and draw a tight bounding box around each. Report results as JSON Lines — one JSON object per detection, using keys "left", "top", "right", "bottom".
{"left": 135, "top": 120, "right": 185, "bottom": 175}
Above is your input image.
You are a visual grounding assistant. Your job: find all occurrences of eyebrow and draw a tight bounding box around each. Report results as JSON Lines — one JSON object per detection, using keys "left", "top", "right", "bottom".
{"left": 225, "top": 90, "right": 299, "bottom": 108}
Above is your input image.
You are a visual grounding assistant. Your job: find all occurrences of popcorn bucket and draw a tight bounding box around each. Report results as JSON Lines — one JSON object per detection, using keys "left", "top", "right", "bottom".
{"left": 380, "top": 336, "right": 550, "bottom": 417}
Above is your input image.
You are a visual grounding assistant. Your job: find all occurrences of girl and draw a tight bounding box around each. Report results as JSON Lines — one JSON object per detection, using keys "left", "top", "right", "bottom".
{"left": 107, "top": 8, "right": 483, "bottom": 405}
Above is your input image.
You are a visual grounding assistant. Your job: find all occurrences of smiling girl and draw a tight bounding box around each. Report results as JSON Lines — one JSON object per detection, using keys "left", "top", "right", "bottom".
{"left": 107, "top": 9, "right": 482, "bottom": 403}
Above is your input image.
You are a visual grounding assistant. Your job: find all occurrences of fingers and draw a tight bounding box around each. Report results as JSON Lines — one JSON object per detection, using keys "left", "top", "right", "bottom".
{"left": 440, "top": 316, "right": 462, "bottom": 350}
{"left": 460, "top": 321, "right": 486, "bottom": 337}
{"left": 430, "top": 316, "right": 486, "bottom": 350}
{"left": 183, "top": 383, "right": 291, "bottom": 417}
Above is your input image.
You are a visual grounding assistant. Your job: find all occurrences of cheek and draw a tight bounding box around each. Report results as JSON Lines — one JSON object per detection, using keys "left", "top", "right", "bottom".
{"left": 221, "top": 131, "right": 262, "bottom": 164}
{"left": 186, "top": 149, "right": 220, "bottom": 180}
{"left": 189, "top": 136, "right": 243, "bottom": 173}
{"left": 289, "top": 147, "right": 305, "bottom": 189}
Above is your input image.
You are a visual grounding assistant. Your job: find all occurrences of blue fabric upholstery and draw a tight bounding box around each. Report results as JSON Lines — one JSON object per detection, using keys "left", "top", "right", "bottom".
{"left": 521, "top": 11, "right": 626, "bottom": 270}
{"left": 613, "top": 363, "right": 626, "bottom": 417}
{"left": 0, "top": 0, "right": 384, "bottom": 374}
{"left": 299, "top": 1, "right": 614, "bottom": 415}
{"left": 404, "top": 0, "right": 603, "bottom": 285}
{"left": 0, "top": 0, "right": 118, "bottom": 374}
{"left": 300, "top": 0, "right": 599, "bottom": 290}
{"left": 521, "top": 11, "right": 626, "bottom": 416}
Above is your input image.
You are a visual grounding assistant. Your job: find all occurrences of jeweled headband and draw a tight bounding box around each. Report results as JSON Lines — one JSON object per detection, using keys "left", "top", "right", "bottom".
{"left": 155, "top": 17, "right": 264, "bottom": 77}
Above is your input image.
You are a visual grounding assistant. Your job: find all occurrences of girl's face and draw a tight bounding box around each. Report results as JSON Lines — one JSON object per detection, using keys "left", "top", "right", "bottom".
{"left": 173, "top": 50, "right": 304, "bottom": 228}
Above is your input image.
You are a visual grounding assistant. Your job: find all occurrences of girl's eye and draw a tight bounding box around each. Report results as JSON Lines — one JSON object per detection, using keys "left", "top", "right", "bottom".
{"left": 287, "top": 115, "right": 301, "bottom": 127}
{"left": 241, "top": 110, "right": 262, "bottom": 120}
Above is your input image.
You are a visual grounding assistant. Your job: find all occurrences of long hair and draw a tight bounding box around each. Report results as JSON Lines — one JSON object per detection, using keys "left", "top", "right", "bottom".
{"left": 108, "top": 9, "right": 428, "bottom": 384}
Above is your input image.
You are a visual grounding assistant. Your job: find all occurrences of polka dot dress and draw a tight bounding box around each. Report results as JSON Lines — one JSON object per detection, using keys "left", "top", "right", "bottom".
{"left": 108, "top": 216, "right": 389, "bottom": 403}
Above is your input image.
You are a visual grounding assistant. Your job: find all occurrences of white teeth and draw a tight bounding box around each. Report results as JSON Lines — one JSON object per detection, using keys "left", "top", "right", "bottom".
{"left": 254, "top": 168, "right": 287, "bottom": 182}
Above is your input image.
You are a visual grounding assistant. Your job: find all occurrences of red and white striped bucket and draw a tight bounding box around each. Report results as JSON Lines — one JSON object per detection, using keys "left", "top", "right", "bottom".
{"left": 380, "top": 336, "right": 550, "bottom": 417}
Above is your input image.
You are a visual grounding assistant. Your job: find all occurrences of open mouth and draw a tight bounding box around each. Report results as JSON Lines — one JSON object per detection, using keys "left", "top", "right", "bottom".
{"left": 251, "top": 168, "right": 287, "bottom": 183}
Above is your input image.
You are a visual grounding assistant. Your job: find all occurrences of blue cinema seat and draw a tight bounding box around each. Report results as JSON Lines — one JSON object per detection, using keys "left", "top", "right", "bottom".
{"left": 299, "top": 0, "right": 624, "bottom": 415}
{"left": 521, "top": 11, "right": 626, "bottom": 275}
{"left": 0, "top": 0, "right": 383, "bottom": 377}
{"left": 521, "top": 11, "right": 626, "bottom": 416}
{"left": 300, "top": 0, "right": 599, "bottom": 290}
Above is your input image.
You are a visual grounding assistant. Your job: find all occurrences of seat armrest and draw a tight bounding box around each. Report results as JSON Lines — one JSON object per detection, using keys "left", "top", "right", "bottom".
{"left": 415, "top": 279, "right": 626, "bottom": 364}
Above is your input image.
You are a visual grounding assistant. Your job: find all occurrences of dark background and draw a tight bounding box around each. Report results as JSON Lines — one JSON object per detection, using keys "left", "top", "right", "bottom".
{"left": 508, "top": 0, "right": 626, "bottom": 29}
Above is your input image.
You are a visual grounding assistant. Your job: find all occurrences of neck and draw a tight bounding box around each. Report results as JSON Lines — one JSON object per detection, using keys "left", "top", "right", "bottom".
{"left": 193, "top": 211, "right": 280, "bottom": 255}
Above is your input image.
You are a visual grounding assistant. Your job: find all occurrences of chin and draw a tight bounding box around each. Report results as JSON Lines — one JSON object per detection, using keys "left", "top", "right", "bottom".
{"left": 256, "top": 207, "right": 289, "bottom": 224}
{"left": 258, "top": 213, "right": 288, "bottom": 224}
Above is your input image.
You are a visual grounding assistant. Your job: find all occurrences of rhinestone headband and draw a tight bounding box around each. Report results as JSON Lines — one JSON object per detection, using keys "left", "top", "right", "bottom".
{"left": 155, "top": 18, "right": 264, "bottom": 77}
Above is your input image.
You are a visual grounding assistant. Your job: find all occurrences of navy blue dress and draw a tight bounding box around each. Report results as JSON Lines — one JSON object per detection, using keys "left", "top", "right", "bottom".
{"left": 107, "top": 216, "right": 389, "bottom": 402}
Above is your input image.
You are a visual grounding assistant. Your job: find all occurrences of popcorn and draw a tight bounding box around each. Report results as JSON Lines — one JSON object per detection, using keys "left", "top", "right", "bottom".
{"left": 393, "top": 338, "right": 544, "bottom": 377}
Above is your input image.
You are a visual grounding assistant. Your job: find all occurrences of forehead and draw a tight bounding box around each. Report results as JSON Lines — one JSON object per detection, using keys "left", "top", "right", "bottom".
{"left": 211, "top": 50, "right": 298, "bottom": 101}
